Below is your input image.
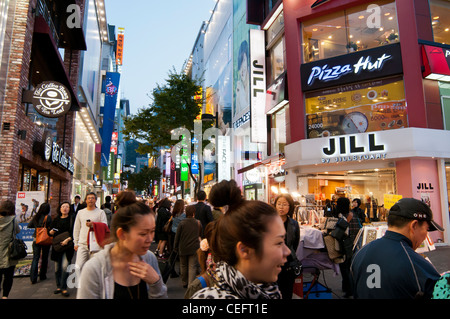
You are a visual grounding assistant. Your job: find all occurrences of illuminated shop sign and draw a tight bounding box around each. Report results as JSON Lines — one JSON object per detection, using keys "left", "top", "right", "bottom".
{"left": 301, "top": 43, "right": 402, "bottom": 91}
{"left": 321, "top": 133, "right": 387, "bottom": 163}
{"left": 34, "top": 133, "right": 74, "bottom": 174}
{"left": 31, "top": 81, "right": 72, "bottom": 118}
{"left": 422, "top": 44, "right": 450, "bottom": 81}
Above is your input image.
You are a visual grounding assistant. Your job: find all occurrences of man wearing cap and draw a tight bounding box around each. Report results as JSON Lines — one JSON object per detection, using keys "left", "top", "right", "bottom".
{"left": 351, "top": 198, "right": 443, "bottom": 299}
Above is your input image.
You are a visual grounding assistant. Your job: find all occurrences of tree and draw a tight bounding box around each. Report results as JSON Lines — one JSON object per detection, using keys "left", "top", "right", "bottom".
{"left": 122, "top": 166, "right": 162, "bottom": 194}
{"left": 122, "top": 68, "right": 211, "bottom": 198}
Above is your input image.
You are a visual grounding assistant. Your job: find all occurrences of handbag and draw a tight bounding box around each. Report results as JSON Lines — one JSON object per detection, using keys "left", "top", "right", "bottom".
{"left": 52, "top": 231, "right": 73, "bottom": 253}
{"left": 35, "top": 215, "right": 52, "bottom": 245}
{"left": 9, "top": 218, "right": 27, "bottom": 260}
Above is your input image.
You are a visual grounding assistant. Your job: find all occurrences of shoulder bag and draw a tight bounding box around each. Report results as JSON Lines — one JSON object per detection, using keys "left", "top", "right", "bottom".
{"left": 36, "top": 215, "right": 52, "bottom": 245}
{"left": 163, "top": 216, "right": 173, "bottom": 233}
{"left": 9, "top": 218, "right": 27, "bottom": 260}
{"left": 52, "top": 231, "right": 73, "bottom": 253}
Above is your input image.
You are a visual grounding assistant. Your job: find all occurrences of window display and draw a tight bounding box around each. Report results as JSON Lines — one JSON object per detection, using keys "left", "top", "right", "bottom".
{"left": 303, "top": 0, "right": 399, "bottom": 62}
{"left": 430, "top": 0, "right": 450, "bottom": 45}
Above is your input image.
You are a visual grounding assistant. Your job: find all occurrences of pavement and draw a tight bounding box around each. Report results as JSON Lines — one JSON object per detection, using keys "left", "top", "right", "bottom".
{"left": 5, "top": 243, "right": 450, "bottom": 300}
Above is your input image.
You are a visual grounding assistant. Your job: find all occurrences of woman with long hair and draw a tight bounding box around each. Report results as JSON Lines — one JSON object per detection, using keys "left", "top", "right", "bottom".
{"left": 192, "top": 180, "right": 291, "bottom": 299}
{"left": 77, "top": 190, "right": 167, "bottom": 299}
{"left": 27, "top": 202, "right": 52, "bottom": 284}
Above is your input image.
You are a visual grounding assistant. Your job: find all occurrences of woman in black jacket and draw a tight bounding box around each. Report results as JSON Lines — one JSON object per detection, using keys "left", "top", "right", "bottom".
{"left": 274, "top": 194, "right": 300, "bottom": 299}
{"left": 49, "top": 201, "right": 75, "bottom": 297}
{"left": 155, "top": 198, "right": 172, "bottom": 258}
{"left": 27, "top": 202, "right": 52, "bottom": 284}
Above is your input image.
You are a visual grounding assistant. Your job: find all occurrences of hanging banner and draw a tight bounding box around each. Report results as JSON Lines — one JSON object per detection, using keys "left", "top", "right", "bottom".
{"left": 249, "top": 29, "right": 267, "bottom": 143}
{"left": 218, "top": 135, "right": 231, "bottom": 182}
{"left": 101, "top": 72, "right": 120, "bottom": 167}
{"left": 116, "top": 27, "right": 125, "bottom": 66}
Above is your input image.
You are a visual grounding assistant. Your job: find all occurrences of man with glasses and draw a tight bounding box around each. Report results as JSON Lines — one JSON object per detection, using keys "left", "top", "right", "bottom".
{"left": 73, "top": 192, "right": 108, "bottom": 270}
{"left": 351, "top": 198, "right": 443, "bottom": 299}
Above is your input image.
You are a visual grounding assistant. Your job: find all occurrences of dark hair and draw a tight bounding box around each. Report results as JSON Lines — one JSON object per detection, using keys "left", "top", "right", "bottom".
{"left": 74, "top": 195, "right": 81, "bottom": 200}
{"left": 0, "top": 200, "right": 15, "bottom": 217}
{"left": 208, "top": 179, "right": 278, "bottom": 266}
{"left": 56, "top": 201, "right": 71, "bottom": 218}
{"left": 172, "top": 199, "right": 185, "bottom": 217}
{"left": 336, "top": 197, "right": 350, "bottom": 216}
{"left": 111, "top": 191, "right": 153, "bottom": 242}
{"left": 185, "top": 205, "right": 196, "bottom": 218}
{"left": 197, "top": 190, "right": 207, "bottom": 201}
{"left": 352, "top": 198, "right": 361, "bottom": 207}
{"left": 31, "top": 202, "right": 51, "bottom": 223}
{"left": 158, "top": 198, "right": 172, "bottom": 210}
{"left": 274, "top": 194, "right": 295, "bottom": 218}
{"left": 85, "top": 192, "right": 97, "bottom": 200}
{"left": 105, "top": 195, "right": 111, "bottom": 202}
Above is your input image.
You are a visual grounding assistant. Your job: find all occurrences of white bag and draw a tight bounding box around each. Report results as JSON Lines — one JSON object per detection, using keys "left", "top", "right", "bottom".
{"left": 89, "top": 230, "right": 101, "bottom": 252}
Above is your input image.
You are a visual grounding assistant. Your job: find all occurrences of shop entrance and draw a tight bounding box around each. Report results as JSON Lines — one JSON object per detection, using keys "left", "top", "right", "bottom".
{"left": 297, "top": 168, "right": 397, "bottom": 222}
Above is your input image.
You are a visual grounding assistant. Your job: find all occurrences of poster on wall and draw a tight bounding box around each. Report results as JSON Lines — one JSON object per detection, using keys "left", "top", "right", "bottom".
{"left": 14, "top": 191, "right": 46, "bottom": 276}
{"left": 305, "top": 76, "right": 407, "bottom": 139}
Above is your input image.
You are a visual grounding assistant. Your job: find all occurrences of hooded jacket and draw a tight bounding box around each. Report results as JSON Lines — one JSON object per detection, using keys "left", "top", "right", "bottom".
{"left": 77, "top": 243, "right": 167, "bottom": 299}
{"left": 0, "top": 216, "right": 20, "bottom": 268}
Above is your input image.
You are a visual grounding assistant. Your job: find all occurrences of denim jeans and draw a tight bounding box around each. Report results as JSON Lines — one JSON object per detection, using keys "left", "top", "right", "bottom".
{"left": 30, "top": 241, "right": 50, "bottom": 283}
{"left": 55, "top": 252, "right": 71, "bottom": 290}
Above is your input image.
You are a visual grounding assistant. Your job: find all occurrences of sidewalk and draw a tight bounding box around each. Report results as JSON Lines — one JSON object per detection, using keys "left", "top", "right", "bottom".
{"left": 5, "top": 245, "right": 450, "bottom": 299}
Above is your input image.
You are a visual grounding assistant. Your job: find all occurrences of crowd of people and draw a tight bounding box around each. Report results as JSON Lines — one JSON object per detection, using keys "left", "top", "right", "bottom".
{"left": 0, "top": 180, "right": 449, "bottom": 299}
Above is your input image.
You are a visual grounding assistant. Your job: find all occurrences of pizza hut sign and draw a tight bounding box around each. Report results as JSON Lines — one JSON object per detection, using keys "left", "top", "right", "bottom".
{"left": 32, "top": 81, "right": 71, "bottom": 118}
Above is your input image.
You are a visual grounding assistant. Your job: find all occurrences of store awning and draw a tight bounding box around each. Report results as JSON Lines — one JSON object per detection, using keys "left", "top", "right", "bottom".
{"left": 422, "top": 43, "right": 450, "bottom": 81}
{"left": 237, "top": 153, "right": 285, "bottom": 174}
{"left": 32, "top": 16, "right": 81, "bottom": 111}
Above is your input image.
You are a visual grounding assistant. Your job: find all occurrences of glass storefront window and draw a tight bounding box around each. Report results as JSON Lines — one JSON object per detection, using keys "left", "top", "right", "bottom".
{"left": 271, "top": 107, "right": 286, "bottom": 153}
{"left": 438, "top": 81, "right": 450, "bottom": 129}
{"left": 305, "top": 76, "right": 407, "bottom": 138}
{"left": 303, "top": 0, "right": 399, "bottom": 62}
{"left": 298, "top": 168, "right": 396, "bottom": 221}
{"left": 269, "top": 37, "right": 286, "bottom": 83}
{"left": 430, "top": 0, "right": 450, "bottom": 44}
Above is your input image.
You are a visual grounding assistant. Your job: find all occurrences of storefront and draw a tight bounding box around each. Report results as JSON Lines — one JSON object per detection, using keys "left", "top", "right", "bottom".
{"left": 281, "top": 0, "right": 450, "bottom": 243}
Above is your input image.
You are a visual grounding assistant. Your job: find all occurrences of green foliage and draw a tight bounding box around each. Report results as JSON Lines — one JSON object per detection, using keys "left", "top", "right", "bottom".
{"left": 122, "top": 166, "right": 162, "bottom": 193}
{"left": 122, "top": 67, "right": 204, "bottom": 157}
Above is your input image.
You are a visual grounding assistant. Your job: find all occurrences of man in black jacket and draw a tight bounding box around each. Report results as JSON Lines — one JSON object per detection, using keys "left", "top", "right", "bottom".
{"left": 194, "top": 191, "right": 213, "bottom": 238}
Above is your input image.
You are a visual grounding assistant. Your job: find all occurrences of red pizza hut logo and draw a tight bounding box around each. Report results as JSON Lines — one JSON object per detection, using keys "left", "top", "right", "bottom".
{"left": 18, "top": 193, "right": 26, "bottom": 198}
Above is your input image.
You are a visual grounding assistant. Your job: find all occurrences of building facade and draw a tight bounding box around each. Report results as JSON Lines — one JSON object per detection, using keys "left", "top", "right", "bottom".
{"left": 0, "top": 0, "right": 87, "bottom": 215}
{"left": 274, "top": 0, "right": 450, "bottom": 243}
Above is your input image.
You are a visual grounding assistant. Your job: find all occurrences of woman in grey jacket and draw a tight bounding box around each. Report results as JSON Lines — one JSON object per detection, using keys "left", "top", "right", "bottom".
{"left": 77, "top": 191, "right": 167, "bottom": 299}
{"left": 0, "top": 200, "right": 20, "bottom": 299}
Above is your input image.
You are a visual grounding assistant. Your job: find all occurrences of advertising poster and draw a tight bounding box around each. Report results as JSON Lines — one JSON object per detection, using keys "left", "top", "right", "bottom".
{"left": 305, "top": 77, "right": 407, "bottom": 138}
{"left": 14, "top": 191, "right": 46, "bottom": 276}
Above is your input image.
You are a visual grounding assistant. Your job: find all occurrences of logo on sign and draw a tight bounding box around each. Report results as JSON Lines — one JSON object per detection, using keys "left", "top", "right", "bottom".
{"left": 32, "top": 81, "right": 71, "bottom": 118}
{"left": 307, "top": 53, "right": 392, "bottom": 86}
{"left": 105, "top": 81, "right": 118, "bottom": 96}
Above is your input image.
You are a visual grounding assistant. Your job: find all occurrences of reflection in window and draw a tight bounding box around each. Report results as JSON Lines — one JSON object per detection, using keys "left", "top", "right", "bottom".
{"left": 270, "top": 37, "right": 286, "bottom": 82}
{"left": 430, "top": 0, "right": 450, "bottom": 44}
{"left": 303, "top": 0, "right": 399, "bottom": 62}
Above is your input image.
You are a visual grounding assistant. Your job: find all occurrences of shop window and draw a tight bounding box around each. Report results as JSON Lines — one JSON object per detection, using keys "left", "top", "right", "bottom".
{"left": 305, "top": 76, "right": 407, "bottom": 139}
{"left": 302, "top": 0, "right": 399, "bottom": 62}
{"left": 269, "top": 37, "right": 286, "bottom": 83}
{"left": 298, "top": 168, "right": 396, "bottom": 222}
{"left": 438, "top": 82, "right": 450, "bottom": 130}
{"left": 430, "top": 0, "right": 450, "bottom": 44}
{"left": 271, "top": 107, "right": 286, "bottom": 153}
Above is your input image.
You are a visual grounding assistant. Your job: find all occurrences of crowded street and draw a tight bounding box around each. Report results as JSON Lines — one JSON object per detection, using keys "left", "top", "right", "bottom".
{"left": 1, "top": 0, "right": 450, "bottom": 314}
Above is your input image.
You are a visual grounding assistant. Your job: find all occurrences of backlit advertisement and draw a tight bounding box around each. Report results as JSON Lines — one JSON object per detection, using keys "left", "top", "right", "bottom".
{"left": 305, "top": 76, "right": 407, "bottom": 138}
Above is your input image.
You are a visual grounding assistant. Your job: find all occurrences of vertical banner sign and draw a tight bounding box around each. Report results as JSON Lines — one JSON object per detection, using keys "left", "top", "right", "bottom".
{"left": 101, "top": 72, "right": 120, "bottom": 167}
{"left": 218, "top": 135, "right": 231, "bottom": 182}
{"left": 116, "top": 27, "right": 125, "bottom": 66}
{"left": 180, "top": 135, "right": 189, "bottom": 182}
{"left": 165, "top": 152, "right": 171, "bottom": 176}
{"left": 110, "top": 132, "right": 118, "bottom": 154}
{"left": 249, "top": 29, "right": 267, "bottom": 143}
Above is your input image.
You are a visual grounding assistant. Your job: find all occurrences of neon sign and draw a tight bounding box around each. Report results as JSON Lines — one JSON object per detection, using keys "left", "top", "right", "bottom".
{"left": 307, "top": 53, "right": 392, "bottom": 86}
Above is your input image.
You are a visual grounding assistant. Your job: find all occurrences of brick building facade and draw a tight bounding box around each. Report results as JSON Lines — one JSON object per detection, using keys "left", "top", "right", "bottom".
{"left": 0, "top": 0, "right": 86, "bottom": 215}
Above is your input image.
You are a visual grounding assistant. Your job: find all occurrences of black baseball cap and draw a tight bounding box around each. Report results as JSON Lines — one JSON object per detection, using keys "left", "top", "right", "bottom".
{"left": 389, "top": 198, "right": 444, "bottom": 232}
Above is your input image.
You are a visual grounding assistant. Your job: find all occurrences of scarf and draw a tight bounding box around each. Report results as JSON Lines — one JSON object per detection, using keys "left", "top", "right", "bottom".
{"left": 213, "top": 261, "right": 282, "bottom": 299}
